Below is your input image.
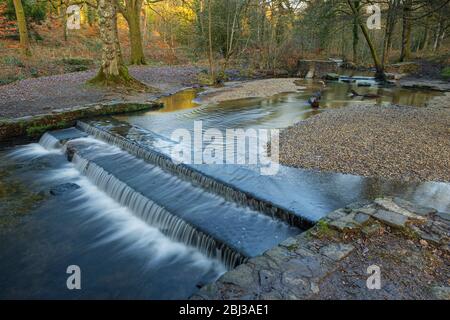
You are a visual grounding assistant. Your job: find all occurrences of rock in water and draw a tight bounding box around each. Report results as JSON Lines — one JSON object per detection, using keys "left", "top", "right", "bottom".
{"left": 325, "top": 73, "right": 340, "bottom": 81}
{"left": 50, "top": 183, "right": 81, "bottom": 196}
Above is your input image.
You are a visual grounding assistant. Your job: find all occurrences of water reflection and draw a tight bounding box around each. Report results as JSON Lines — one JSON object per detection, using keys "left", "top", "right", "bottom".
{"left": 117, "top": 81, "right": 441, "bottom": 137}
{"left": 157, "top": 88, "right": 200, "bottom": 113}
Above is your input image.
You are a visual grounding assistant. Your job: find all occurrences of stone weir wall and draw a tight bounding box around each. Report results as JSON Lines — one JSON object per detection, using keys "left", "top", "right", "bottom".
{"left": 192, "top": 197, "right": 449, "bottom": 300}
{"left": 296, "top": 60, "right": 340, "bottom": 79}
{"left": 0, "top": 101, "right": 163, "bottom": 144}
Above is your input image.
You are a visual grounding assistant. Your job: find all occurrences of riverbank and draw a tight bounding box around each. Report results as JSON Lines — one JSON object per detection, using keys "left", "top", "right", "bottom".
{"left": 0, "top": 66, "right": 201, "bottom": 143}
{"left": 193, "top": 197, "right": 450, "bottom": 300}
{"left": 278, "top": 94, "right": 450, "bottom": 183}
{"left": 199, "top": 78, "right": 304, "bottom": 103}
{"left": 0, "top": 65, "right": 201, "bottom": 119}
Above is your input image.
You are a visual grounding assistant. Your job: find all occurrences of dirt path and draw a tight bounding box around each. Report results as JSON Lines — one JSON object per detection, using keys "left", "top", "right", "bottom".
{"left": 0, "top": 66, "right": 201, "bottom": 118}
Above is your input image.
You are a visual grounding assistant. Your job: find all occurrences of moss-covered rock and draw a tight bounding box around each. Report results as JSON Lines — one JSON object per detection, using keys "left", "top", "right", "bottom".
{"left": 0, "top": 101, "right": 163, "bottom": 142}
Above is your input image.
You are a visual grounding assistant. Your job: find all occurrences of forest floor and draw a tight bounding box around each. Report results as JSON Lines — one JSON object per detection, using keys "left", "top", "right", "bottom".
{"left": 0, "top": 65, "right": 201, "bottom": 118}
{"left": 278, "top": 95, "right": 450, "bottom": 183}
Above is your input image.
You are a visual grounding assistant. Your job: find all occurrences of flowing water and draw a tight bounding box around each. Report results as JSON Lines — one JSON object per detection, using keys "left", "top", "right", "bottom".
{"left": 0, "top": 140, "right": 225, "bottom": 299}
{"left": 117, "top": 80, "right": 442, "bottom": 133}
{"left": 108, "top": 81, "right": 449, "bottom": 221}
{"left": 0, "top": 80, "right": 448, "bottom": 299}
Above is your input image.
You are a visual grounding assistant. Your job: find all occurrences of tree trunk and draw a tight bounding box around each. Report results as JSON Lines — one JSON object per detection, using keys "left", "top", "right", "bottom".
{"left": 346, "top": 0, "right": 385, "bottom": 81}
{"left": 382, "top": 0, "right": 398, "bottom": 66}
{"left": 433, "top": 14, "right": 445, "bottom": 52}
{"left": 142, "top": 6, "right": 148, "bottom": 46}
{"left": 352, "top": 1, "right": 360, "bottom": 64}
{"left": 207, "top": 0, "right": 215, "bottom": 83}
{"left": 89, "top": 0, "right": 141, "bottom": 87}
{"left": 400, "top": 0, "right": 412, "bottom": 62}
{"left": 62, "top": 4, "right": 68, "bottom": 41}
{"left": 12, "top": 0, "right": 31, "bottom": 56}
{"left": 119, "top": 0, "right": 146, "bottom": 65}
{"left": 127, "top": 10, "right": 146, "bottom": 65}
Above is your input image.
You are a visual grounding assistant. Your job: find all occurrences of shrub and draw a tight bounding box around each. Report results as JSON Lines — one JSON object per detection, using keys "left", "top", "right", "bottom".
{"left": 62, "top": 58, "right": 94, "bottom": 66}
{"left": 2, "top": 56, "right": 24, "bottom": 67}
{"left": 5, "top": 0, "right": 47, "bottom": 23}
{"left": 30, "top": 67, "right": 39, "bottom": 77}
{"left": 441, "top": 67, "right": 450, "bottom": 80}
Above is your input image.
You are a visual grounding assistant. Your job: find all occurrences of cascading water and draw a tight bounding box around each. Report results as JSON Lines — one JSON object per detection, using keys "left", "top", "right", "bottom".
{"left": 71, "top": 152, "right": 247, "bottom": 269}
{"left": 61, "top": 132, "right": 300, "bottom": 264}
{"left": 35, "top": 127, "right": 301, "bottom": 273}
{"left": 39, "top": 132, "right": 62, "bottom": 150}
{"left": 0, "top": 138, "right": 226, "bottom": 299}
{"left": 77, "top": 121, "right": 313, "bottom": 229}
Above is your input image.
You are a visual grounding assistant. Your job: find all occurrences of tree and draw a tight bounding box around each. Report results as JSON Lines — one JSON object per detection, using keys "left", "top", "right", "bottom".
{"left": 12, "top": 0, "right": 31, "bottom": 56}
{"left": 351, "top": 0, "right": 361, "bottom": 63}
{"left": 399, "top": 0, "right": 412, "bottom": 62}
{"left": 346, "top": 0, "right": 385, "bottom": 81}
{"left": 89, "top": 0, "right": 147, "bottom": 89}
{"left": 117, "top": 0, "right": 147, "bottom": 65}
{"left": 382, "top": 0, "right": 400, "bottom": 66}
{"left": 207, "top": 0, "right": 215, "bottom": 83}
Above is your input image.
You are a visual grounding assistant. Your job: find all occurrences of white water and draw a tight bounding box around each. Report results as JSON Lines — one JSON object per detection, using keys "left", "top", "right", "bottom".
{"left": 9, "top": 136, "right": 227, "bottom": 275}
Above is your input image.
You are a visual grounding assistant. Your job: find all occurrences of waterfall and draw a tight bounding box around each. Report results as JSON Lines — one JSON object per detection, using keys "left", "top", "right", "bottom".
{"left": 77, "top": 121, "right": 314, "bottom": 230}
{"left": 71, "top": 152, "right": 247, "bottom": 270}
{"left": 39, "top": 132, "right": 62, "bottom": 150}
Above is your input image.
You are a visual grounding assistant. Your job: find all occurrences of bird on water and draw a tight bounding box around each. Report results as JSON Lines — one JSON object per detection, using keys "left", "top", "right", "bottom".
{"left": 308, "top": 81, "right": 326, "bottom": 109}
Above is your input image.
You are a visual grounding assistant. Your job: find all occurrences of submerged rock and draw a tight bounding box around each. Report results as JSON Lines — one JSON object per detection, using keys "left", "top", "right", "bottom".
{"left": 325, "top": 73, "right": 340, "bottom": 81}
{"left": 357, "top": 82, "right": 372, "bottom": 87}
{"left": 50, "top": 183, "right": 80, "bottom": 196}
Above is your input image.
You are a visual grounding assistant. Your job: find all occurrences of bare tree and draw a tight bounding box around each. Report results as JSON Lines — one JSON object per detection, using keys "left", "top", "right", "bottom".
{"left": 12, "top": 0, "right": 31, "bottom": 56}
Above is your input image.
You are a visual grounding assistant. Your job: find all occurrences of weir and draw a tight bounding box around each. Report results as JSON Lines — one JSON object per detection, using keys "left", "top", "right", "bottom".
{"left": 71, "top": 153, "right": 246, "bottom": 269}
{"left": 76, "top": 120, "right": 315, "bottom": 230}
{"left": 41, "top": 129, "right": 301, "bottom": 270}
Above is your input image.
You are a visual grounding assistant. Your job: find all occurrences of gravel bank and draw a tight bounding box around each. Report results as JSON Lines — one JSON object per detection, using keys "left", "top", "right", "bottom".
{"left": 279, "top": 103, "right": 450, "bottom": 182}
{"left": 201, "top": 78, "right": 303, "bottom": 103}
{"left": 0, "top": 66, "right": 201, "bottom": 118}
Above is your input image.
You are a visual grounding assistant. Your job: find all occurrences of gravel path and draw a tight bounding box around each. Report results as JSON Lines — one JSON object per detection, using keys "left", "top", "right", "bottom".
{"left": 279, "top": 102, "right": 450, "bottom": 182}
{"left": 0, "top": 66, "right": 201, "bottom": 118}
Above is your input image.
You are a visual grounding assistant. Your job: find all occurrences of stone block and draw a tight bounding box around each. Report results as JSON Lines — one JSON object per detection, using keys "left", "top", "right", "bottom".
{"left": 393, "top": 197, "right": 437, "bottom": 216}
{"left": 373, "top": 210, "right": 408, "bottom": 228}
{"left": 354, "top": 212, "right": 371, "bottom": 225}
{"left": 319, "top": 243, "right": 355, "bottom": 261}
{"left": 375, "top": 198, "right": 426, "bottom": 221}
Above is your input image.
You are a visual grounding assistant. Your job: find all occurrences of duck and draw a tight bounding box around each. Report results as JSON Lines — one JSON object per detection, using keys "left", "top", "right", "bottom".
{"left": 308, "top": 81, "right": 326, "bottom": 108}
{"left": 308, "top": 97, "right": 320, "bottom": 108}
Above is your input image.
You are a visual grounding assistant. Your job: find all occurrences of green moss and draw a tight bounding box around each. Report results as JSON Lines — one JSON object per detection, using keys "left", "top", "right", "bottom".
{"left": 0, "top": 75, "right": 20, "bottom": 85}
{"left": 87, "top": 66, "right": 154, "bottom": 93}
{"left": 313, "top": 220, "right": 336, "bottom": 239}
{"left": 441, "top": 67, "right": 450, "bottom": 80}
{"left": 1, "top": 102, "right": 162, "bottom": 142}
{"left": 397, "top": 224, "right": 421, "bottom": 241}
{"left": 197, "top": 72, "right": 216, "bottom": 86}
{"left": 25, "top": 121, "right": 68, "bottom": 137}
{"left": 2, "top": 56, "right": 25, "bottom": 67}
{"left": 0, "top": 166, "right": 47, "bottom": 228}
{"left": 285, "top": 243, "right": 299, "bottom": 252}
